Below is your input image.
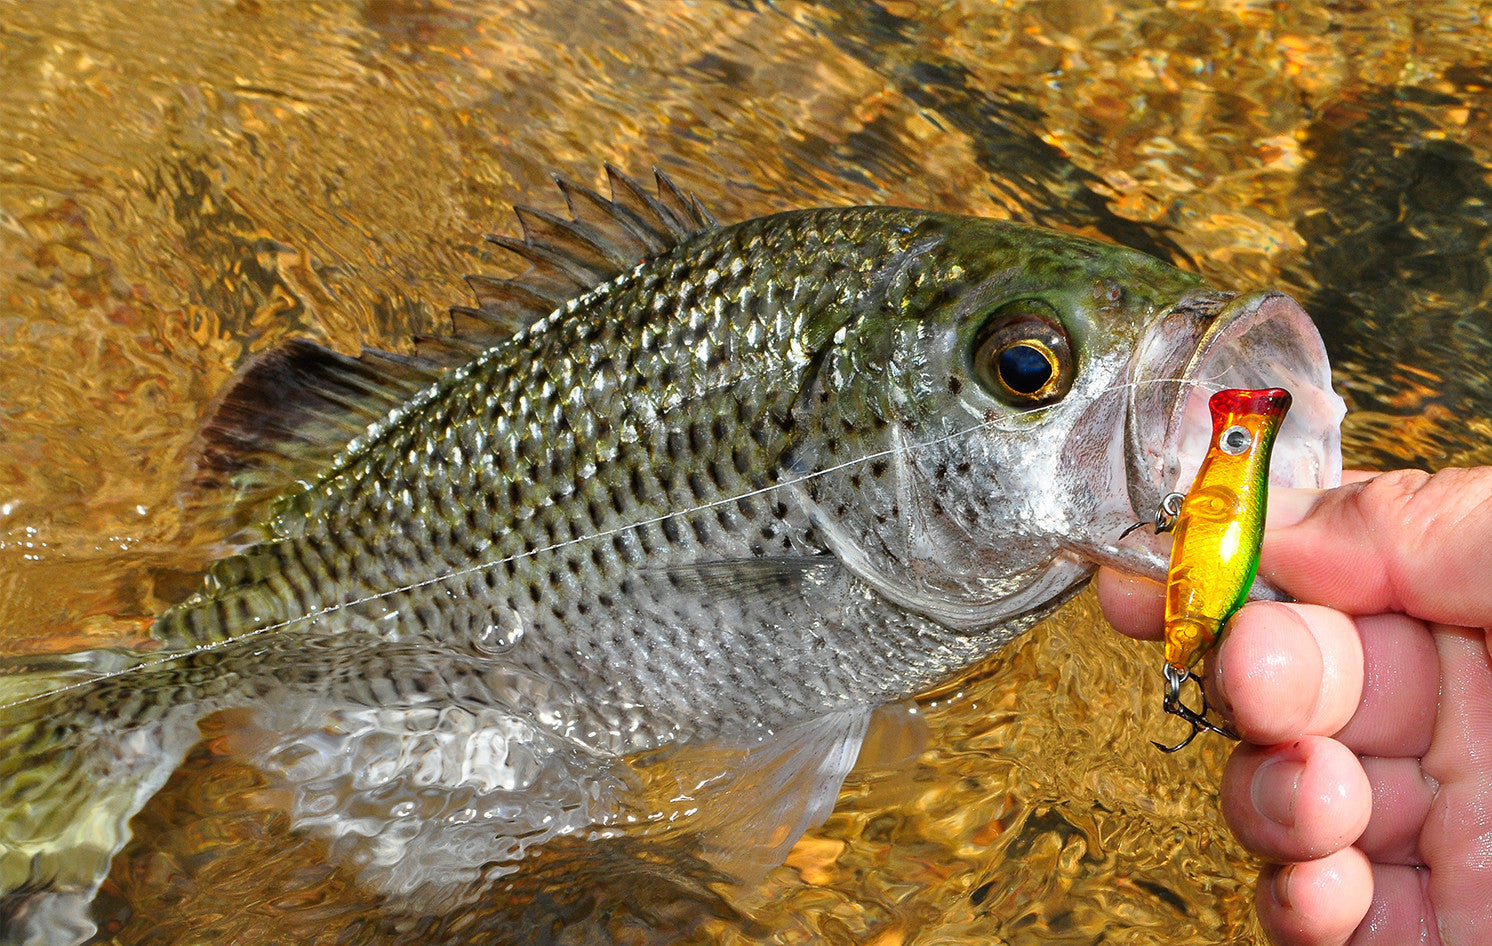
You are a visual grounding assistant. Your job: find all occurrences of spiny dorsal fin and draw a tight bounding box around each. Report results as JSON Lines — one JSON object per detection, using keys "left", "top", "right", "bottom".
{"left": 450, "top": 166, "right": 717, "bottom": 350}
{"left": 184, "top": 167, "right": 716, "bottom": 536}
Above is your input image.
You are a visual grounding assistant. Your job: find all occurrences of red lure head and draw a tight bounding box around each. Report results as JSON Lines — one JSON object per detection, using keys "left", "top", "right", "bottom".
{"left": 1208, "top": 387, "right": 1292, "bottom": 434}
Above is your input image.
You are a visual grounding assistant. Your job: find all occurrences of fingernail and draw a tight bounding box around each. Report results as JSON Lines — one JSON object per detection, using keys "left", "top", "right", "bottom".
{"left": 1265, "top": 487, "right": 1323, "bottom": 529}
{"left": 1251, "top": 756, "right": 1304, "bottom": 827}
{"left": 1272, "top": 864, "right": 1295, "bottom": 910}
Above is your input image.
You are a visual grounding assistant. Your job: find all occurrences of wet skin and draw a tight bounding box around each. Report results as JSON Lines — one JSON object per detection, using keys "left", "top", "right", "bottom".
{"left": 1099, "top": 467, "right": 1492, "bottom": 946}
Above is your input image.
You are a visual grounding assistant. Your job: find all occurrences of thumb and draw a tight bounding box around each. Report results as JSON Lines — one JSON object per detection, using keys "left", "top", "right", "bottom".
{"left": 1261, "top": 468, "right": 1492, "bottom": 627}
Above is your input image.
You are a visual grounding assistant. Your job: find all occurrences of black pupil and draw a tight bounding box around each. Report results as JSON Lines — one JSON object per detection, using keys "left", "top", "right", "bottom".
{"left": 997, "top": 344, "right": 1054, "bottom": 394}
{"left": 1224, "top": 428, "right": 1252, "bottom": 451}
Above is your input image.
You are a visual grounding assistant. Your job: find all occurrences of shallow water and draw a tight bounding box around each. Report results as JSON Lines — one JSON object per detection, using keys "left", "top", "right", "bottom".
{"left": 2, "top": 1, "right": 1490, "bottom": 943}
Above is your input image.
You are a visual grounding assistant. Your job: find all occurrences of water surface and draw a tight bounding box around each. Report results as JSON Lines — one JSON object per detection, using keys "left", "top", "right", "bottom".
{"left": 2, "top": 1, "right": 1490, "bottom": 943}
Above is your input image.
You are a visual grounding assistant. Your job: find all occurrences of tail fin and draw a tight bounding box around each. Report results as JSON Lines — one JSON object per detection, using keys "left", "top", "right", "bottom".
{"left": 0, "top": 659, "right": 205, "bottom": 945}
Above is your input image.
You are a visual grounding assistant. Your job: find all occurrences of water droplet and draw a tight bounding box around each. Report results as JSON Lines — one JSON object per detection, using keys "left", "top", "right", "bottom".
{"left": 474, "top": 609, "right": 526, "bottom": 655}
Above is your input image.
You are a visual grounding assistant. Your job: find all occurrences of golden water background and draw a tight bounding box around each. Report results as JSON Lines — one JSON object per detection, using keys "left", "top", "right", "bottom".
{"left": 3, "top": 1, "right": 1491, "bottom": 943}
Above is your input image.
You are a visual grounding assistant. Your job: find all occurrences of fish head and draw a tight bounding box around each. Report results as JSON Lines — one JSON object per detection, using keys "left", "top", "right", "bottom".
{"left": 1113, "top": 288, "right": 1345, "bottom": 581}
{"left": 795, "top": 217, "right": 1343, "bottom": 631}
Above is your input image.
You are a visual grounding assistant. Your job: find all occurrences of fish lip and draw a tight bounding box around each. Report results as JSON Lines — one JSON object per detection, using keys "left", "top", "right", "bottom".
{"left": 1112, "top": 289, "right": 1346, "bottom": 580}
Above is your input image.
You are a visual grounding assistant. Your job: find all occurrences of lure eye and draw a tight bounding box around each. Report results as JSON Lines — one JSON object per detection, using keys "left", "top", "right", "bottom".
{"left": 970, "top": 300, "right": 1075, "bottom": 406}
{"left": 1218, "top": 425, "right": 1253, "bottom": 455}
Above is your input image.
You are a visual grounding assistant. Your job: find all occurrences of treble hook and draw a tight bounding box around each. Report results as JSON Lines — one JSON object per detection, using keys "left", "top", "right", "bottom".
{"left": 1152, "top": 663, "right": 1238, "bottom": 753}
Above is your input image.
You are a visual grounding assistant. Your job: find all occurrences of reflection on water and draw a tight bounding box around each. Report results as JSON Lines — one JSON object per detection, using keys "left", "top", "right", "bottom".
{"left": 2, "top": 1, "right": 1490, "bottom": 943}
{"left": 1294, "top": 84, "right": 1492, "bottom": 470}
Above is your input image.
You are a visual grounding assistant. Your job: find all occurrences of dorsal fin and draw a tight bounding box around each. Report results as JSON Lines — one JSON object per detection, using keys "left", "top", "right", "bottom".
{"left": 183, "top": 339, "right": 445, "bottom": 535}
{"left": 450, "top": 166, "right": 717, "bottom": 350}
{"left": 184, "top": 167, "right": 717, "bottom": 537}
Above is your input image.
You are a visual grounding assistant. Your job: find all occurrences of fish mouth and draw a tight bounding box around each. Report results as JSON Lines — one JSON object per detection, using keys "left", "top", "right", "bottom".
{"left": 1127, "top": 289, "right": 1344, "bottom": 509}
{"left": 1076, "top": 290, "right": 1345, "bottom": 587}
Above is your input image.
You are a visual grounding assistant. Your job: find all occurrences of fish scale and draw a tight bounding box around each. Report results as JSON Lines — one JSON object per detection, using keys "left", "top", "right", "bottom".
{"left": 142, "top": 211, "right": 959, "bottom": 744}
{"left": 2, "top": 172, "right": 1346, "bottom": 941}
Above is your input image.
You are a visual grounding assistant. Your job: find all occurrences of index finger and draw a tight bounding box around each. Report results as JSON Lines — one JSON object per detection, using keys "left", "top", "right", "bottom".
{"left": 1092, "top": 472, "right": 1384, "bottom": 641}
{"left": 1094, "top": 568, "right": 1164, "bottom": 640}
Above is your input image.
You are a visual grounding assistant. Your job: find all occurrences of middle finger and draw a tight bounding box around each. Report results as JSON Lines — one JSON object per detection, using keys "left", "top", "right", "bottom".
{"left": 1209, "top": 602, "right": 1363, "bottom": 745}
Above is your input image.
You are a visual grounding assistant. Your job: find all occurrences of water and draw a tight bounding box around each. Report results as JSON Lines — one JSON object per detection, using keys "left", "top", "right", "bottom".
{"left": 2, "top": 1, "right": 1490, "bottom": 943}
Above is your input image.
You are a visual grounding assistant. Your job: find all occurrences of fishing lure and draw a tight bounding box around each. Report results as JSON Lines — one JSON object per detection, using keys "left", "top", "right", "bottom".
{"left": 1151, "top": 387, "right": 1292, "bottom": 752}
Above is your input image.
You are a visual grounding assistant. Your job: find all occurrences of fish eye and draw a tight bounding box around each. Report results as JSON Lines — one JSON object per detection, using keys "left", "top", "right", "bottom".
{"left": 970, "top": 300, "right": 1075, "bottom": 406}
{"left": 1218, "top": 425, "right": 1252, "bottom": 455}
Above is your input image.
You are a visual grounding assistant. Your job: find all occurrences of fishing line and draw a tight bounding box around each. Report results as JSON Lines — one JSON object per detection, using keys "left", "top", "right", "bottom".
{"left": 0, "top": 373, "right": 1228, "bottom": 712}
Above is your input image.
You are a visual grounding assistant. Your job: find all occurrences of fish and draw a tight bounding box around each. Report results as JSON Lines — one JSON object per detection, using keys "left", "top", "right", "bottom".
{"left": 1149, "top": 387, "right": 1293, "bottom": 752}
{"left": 0, "top": 167, "right": 1345, "bottom": 943}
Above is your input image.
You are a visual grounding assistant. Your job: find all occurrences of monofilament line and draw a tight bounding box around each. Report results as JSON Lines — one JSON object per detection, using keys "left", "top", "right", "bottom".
{"left": 0, "top": 374, "right": 1224, "bottom": 711}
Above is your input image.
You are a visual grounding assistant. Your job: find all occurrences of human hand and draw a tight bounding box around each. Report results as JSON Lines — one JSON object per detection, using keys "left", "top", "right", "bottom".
{"left": 1098, "top": 468, "right": 1492, "bottom": 945}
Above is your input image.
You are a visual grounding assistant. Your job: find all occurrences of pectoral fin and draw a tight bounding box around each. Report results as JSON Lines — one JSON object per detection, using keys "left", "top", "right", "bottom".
{"left": 642, "top": 556, "right": 842, "bottom": 611}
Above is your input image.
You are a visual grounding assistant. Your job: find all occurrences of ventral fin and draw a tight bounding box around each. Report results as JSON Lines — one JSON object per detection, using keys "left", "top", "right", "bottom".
{"left": 625, "top": 706, "right": 872, "bottom": 884}
{"left": 183, "top": 338, "right": 444, "bottom": 534}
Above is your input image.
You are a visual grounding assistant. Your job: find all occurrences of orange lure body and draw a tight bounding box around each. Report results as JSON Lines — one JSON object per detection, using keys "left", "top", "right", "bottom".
{"left": 1153, "top": 387, "right": 1291, "bottom": 750}
{"left": 1163, "top": 387, "right": 1292, "bottom": 670}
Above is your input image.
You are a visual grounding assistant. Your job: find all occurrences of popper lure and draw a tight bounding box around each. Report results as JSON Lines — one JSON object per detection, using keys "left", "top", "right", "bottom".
{"left": 1151, "top": 387, "right": 1292, "bottom": 752}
